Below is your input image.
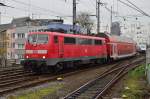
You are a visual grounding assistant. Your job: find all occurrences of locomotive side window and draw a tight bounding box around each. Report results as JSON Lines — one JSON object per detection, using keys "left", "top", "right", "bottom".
{"left": 87, "top": 39, "right": 92, "bottom": 45}
{"left": 95, "top": 40, "right": 102, "bottom": 45}
{"left": 54, "top": 36, "right": 58, "bottom": 43}
{"left": 64, "top": 37, "right": 76, "bottom": 44}
{"left": 78, "top": 38, "right": 92, "bottom": 45}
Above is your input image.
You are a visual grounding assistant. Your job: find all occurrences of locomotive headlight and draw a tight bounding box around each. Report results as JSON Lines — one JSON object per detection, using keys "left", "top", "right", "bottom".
{"left": 38, "top": 50, "right": 47, "bottom": 54}
{"left": 43, "top": 56, "right": 46, "bottom": 59}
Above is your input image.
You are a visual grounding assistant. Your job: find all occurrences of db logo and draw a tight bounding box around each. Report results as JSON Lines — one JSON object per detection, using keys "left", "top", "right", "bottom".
{"left": 85, "top": 49, "right": 87, "bottom": 53}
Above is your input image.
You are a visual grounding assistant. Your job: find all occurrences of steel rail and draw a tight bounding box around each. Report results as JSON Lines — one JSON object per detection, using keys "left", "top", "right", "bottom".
{"left": 63, "top": 58, "right": 144, "bottom": 99}
{"left": 0, "top": 61, "right": 121, "bottom": 95}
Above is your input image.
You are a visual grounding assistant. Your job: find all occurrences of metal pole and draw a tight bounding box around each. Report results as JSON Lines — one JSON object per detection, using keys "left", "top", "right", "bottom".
{"left": 110, "top": 6, "right": 113, "bottom": 33}
{"left": 0, "top": 12, "right": 1, "bottom": 24}
{"left": 96, "top": 0, "right": 97, "bottom": 18}
{"left": 97, "top": 0, "right": 100, "bottom": 33}
{"left": 0, "top": 0, "right": 2, "bottom": 24}
{"left": 73, "top": 0, "right": 76, "bottom": 34}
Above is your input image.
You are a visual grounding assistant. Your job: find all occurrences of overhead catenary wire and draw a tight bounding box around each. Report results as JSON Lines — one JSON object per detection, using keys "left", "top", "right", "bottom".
{"left": 1, "top": 0, "right": 98, "bottom": 24}
{"left": 118, "top": 0, "right": 150, "bottom": 18}
{"left": 6, "top": 0, "right": 66, "bottom": 16}
{"left": 2, "top": 5, "right": 60, "bottom": 18}
{"left": 3, "top": 0, "right": 74, "bottom": 19}
{"left": 79, "top": 0, "right": 96, "bottom": 12}
{"left": 125, "top": 0, "right": 150, "bottom": 17}
{"left": 89, "top": 0, "right": 96, "bottom": 8}
{"left": 118, "top": 0, "right": 144, "bottom": 14}
{"left": 0, "top": 0, "right": 78, "bottom": 24}
{"left": 104, "top": 6, "right": 117, "bottom": 14}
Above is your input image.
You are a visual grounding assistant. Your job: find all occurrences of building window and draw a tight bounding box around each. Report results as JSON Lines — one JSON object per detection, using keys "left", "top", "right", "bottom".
{"left": 7, "top": 42, "right": 11, "bottom": 48}
{"left": 12, "top": 33, "right": 15, "bottom": 38}
{"left": 18, "top": 54, "right": 24, "bottom": 59}
{"left": 18, "top": 33, "right": 25, "bottom": 38}
{"left": 11, "top": 52, "right": 15, "bottom": 59}
{"left": 18, "top": 44, "right": 24, "bottom": 49}
{"left": 12, "top": 43, "right": 15, "bottom": 48}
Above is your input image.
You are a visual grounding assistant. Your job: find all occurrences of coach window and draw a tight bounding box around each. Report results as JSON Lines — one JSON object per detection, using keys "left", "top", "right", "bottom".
{"left": 54, "top": 36, "right": 58, "bottom": 43}
{"left": 95, "top": 40, "right": 102, "bottom": 45}
{"left": 64, "top": 37, "right": 76, "bottom": 44}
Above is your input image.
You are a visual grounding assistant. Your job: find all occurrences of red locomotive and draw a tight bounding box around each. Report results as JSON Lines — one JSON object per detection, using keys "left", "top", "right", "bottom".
{"left": 22, "top": 32, "right": 107, "bottom": 72}
{"left": 22, "top": 32, "right": 136, "bottom": 73}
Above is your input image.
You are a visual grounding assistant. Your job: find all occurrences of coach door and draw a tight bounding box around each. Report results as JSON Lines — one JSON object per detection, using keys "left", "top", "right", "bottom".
{"left": 58, "top": 37, "right": 64, "bottom": 58}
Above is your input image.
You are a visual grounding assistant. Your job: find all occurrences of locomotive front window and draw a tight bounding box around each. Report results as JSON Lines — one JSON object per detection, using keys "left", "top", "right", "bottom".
{"left": 28, "top": 34, "right": 37, "bottom": 44}
{"left": 28, "top": 34, "right": 49, "bottom": 44}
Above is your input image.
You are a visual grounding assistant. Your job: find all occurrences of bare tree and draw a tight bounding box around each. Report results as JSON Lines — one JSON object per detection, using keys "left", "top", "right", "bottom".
{"left": 76, "top": 12, "right": 94, "bottom": 34}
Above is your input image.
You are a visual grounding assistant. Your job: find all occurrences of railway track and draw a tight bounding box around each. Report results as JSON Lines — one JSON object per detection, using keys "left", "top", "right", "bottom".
{"left": 0, "top": 55, "right": 144, "bottom": 96}
{"left": 0, "top": 63, "right": 114, "bottom": 96}
{"left": 64, "top": 57, "right": 145, "bottom": 99}
{"left": 0, "top": 68, "right": 33, "bottom": 81}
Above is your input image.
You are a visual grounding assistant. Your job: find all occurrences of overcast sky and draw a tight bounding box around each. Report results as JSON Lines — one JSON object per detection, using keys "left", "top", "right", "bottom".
{"left": 0, "top": 0, "right": 150, "bottom": 28}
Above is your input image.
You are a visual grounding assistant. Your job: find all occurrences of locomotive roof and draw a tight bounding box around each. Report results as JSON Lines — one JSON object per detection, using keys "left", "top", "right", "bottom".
{"left": 97, "top": 33, "right": 135, "bottom": 43}
{"left": 29, "top": 32, "right": 105, "bottom": 40}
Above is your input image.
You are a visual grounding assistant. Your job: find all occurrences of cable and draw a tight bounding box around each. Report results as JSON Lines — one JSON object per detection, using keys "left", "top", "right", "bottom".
{"left": 89, "top": 0, "right": 96, "bottom": 7}
{"left": 118, "top": 0, "right": 149, "bottom": 17}
{"left": 6, "top": 0, "right": 66, "bottom": 16}
{"left": 3, "top": 5, "right": 58, "bottom": 17}
{"left": 116, "top": 14, "right": 144, "bottom": 18}
{"left": 125, "top": 0, "right": 150, "bottom": 17}
{"left": 79, "top": 0, "right": 95, "bottom": 11}
{"left": 104, "top": 6, "right": 117, "bottom": 14}
{"left": 4, "top": 0, "right": 72, "bottom": 18}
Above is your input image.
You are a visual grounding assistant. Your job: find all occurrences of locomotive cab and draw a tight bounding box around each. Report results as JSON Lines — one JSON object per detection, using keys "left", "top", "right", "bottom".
{"left": 26, "top": 33, "right": 49, "bottom": 58}
{"left": 22, "top": 33, "right": 51, "bottom": 72}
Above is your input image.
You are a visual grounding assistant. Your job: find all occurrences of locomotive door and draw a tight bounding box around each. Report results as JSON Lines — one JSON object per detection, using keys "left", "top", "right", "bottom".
{"left": 112, "top": 43, "right": 118, "bottom": 59}
{"left": 58, "top": 37, "right": 64, "bottom": 58}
